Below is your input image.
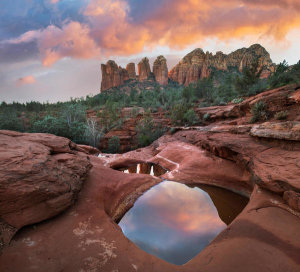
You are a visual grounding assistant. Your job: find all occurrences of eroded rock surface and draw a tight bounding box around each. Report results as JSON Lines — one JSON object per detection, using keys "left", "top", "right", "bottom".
{"left": 101, "top": 60, "right": 129, "bottom": 92}
{"left": 169, "top": 44, "right": 275, "bottom": 86}
{"left": 138, "top": 57, "right": 151, "bottom": 81}
{"left": 153, "top": 55, "right": 168, "bottom": 85}
{"left": 0, "top": 131, "right": 92, "bottom": 252}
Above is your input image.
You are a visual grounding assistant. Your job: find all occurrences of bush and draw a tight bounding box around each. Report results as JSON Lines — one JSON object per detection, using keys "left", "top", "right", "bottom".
{"left": 250, "top": 101, "right": 268, "bottom": 123}
{"left": 136, "top": 111, "right": 166, "bottom": 147}
{"left": 203, "top": 113, "right": 210, "bottom": 121}
{"left": 274, "top": 110, "right": 289, "bottom": 120}
{"left": 107, "top": 136, "right": 120, "bottom": 153}
{"left": 183, "top": 109, "right": 199, "bottom": 126}
{"left": 0, "top": 110, "right": 23, "bottom": 131}
{"left": 232, "top": 98, "right": 244, "bottom": 104}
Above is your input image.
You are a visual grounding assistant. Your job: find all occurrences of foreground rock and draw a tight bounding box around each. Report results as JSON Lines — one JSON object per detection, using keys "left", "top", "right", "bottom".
{"left": 1, "top": 126, "right": 299, "bottom": 271}
{"left": 0, "top": 131, "right": 92, "bottom": 252}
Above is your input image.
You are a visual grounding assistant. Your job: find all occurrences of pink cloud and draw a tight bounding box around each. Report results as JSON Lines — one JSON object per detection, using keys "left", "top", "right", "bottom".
{"left": 4, "top": 0, "right": 300, "bottom": 66}
{"left": 16, "top": 76, "right": 36, "bottom": 87}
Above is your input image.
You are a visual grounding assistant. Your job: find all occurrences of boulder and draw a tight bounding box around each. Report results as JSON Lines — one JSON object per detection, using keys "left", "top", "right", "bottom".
{"left": 0, "top": 130, "right": 92, "bottom": 252}
{"left": 250, "top": 122, "right": 300, "bottom": 141}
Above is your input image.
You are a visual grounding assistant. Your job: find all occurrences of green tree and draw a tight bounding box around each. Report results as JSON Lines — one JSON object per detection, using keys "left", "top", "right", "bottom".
{"left": 107, "top": 136, "right": 120, "bottom": 153}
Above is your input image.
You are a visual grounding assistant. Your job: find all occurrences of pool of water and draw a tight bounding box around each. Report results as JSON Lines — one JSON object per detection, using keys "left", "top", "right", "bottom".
{"left": 116, "top": 163, "right": 167, "bottom": 177}
{"left": 119, "top": 181, "right": 248, "bottom": 265}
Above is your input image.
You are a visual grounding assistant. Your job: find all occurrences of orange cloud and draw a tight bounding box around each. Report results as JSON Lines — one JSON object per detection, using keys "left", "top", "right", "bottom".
{"left": 16, "top": 76, "right": 36, "bottom": 87}
{"left": 4, "top": 0, "right": 300, "bottom": 65}
{"left": 85, "top": 0, "right": 300, "bottom": 56}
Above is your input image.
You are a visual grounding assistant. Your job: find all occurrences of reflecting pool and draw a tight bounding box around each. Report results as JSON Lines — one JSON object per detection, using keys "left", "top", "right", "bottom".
{"left": 116, "top": 163, "right": 167, "bottom": 177}
{"left": 119, "top": 181, "right": 248, "bottom": 265}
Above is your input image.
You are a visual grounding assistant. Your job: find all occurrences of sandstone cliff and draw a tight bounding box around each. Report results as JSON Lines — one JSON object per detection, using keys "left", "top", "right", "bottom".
{"left": 101, "top": 60, "right": 129, "bottom": 91}
{"left": 126, "top": 63, "right": 136, "bottom": 79}
{"left": 153, "top": 55, "right": 168, "bottom": 85}
{"left": 138, "top": 57, "right": 151, "bottom": 81}
{"left": 169, "top": 44, "right": 276, "bottom": 86}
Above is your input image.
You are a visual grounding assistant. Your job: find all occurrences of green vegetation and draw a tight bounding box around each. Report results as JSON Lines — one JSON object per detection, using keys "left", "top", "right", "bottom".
{"left": 250, "top": 101, "right": 268, "bottom": 123}
{"left": 136, "top": 111, "right": 166, "bottom": 147}
{"left": 1, "top": 59, "right": 299, "bottom": 151}
{"left": 274, "top": 110, "right": 289, "bottom": 120}
{"left": 107, "top": 136, "right": 120, "bottom": 153}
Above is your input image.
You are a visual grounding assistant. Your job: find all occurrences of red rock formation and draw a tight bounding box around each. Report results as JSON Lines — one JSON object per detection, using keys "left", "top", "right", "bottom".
{"left": 0, "top": 130, "right": 92, "bottom": 251}
{"left": 169, "top": 44, "right": 276, "bottom": 86}
{"left": 126, "top": 63, "right": 136, "bottom": 79}
{"left": 1, "top": 98, "right": 300, "bottom": 271}
{"left": 153, "top": 56, "right": 168, "bottom": 85}
{"left": 100, "top": 60, "right": 129, "bottom": 92}
{"left": 138, "top": 57, "right": 151, "bottom": 81}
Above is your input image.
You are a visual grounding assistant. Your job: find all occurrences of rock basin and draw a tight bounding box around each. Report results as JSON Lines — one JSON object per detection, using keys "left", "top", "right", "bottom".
{"left": 119, "top": 181, "right": 248, "bottom": 265}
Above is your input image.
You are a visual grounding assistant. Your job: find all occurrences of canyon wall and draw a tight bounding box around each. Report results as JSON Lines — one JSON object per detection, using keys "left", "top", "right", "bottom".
{"left": 100, "top": 44, "right": 276, "bottom": 92}
{"left": 169, "top": 44, "right": 276, "bottom": 86}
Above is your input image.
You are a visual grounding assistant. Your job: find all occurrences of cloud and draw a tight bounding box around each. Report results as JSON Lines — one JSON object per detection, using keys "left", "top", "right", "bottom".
{"left": 3, "top": 21, "right": 100, "bottom": 66}
{"left": 2, "top": 0, "right": 300, "bottom": 66}
{"left": 16, "top": 75, "right": 36, "bottom": 86}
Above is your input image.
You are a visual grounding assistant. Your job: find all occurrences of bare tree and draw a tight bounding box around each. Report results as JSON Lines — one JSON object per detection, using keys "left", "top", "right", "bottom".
{"left": 85, "top": 117, "right": 103, "bottom": 147}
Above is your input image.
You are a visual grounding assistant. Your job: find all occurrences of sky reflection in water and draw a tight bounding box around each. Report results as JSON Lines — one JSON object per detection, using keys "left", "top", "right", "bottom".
{"left": 119, "top": 181, "right": 248, "bottom": 265}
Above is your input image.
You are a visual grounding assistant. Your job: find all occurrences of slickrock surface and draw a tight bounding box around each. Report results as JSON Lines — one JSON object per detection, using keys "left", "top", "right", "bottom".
{"left": 0, "top": 131, "right": 92, "bottom": 253}
{"left": 1, "top": 125, "right": 299, "bottom": 271}
{"left": 1, "top": 85, "right": 300, "bottom": 271}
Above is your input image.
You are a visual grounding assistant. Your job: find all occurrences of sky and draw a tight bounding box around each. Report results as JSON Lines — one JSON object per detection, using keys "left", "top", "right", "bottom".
{"left": 119, "top": 181, "right": 227, "bottom": 265}
{"left": 1, "top": 0, "right": 300, "bottom": 103}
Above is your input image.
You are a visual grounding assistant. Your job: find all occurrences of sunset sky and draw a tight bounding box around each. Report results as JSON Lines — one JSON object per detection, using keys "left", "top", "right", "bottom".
{"left": 1, "top": 0, "right": 300, "bottom": 103}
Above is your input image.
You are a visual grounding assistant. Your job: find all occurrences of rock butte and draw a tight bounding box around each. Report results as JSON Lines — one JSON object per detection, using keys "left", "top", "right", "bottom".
{"left": 0, "top": 84, "right": 300, "bottom": 271}
{"left": 100, "top": 44, "right": 275, "bottom": 91}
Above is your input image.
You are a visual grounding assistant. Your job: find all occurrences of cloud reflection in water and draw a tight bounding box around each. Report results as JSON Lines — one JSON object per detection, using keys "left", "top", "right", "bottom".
{"left": 119, "top": 181, "right": 247, "bottom": 265}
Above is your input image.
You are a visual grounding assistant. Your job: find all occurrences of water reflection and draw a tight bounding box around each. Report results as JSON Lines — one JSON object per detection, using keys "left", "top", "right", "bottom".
{"left": 119, "top": 181, "right": 248, "bottom": 265}
{"left": 117, "top": 163, "right": 167, "bottom": 177}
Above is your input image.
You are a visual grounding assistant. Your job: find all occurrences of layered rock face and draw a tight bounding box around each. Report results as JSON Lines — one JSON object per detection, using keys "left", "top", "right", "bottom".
{"left": 126, "top": 62, "right": 136, "bottom": 79}
{"left": 0, "top": 131, "right": 92, "bottom": 252}
{"left": 169, "top": 44, "right": 276, "bottom": 86}
{"left": 153, "top": 55, "right": 168, "bottom": 85}
{"left": 101, "top": 60, "right": 129, "bottom": 91}
{"left": 138, "top": 57, "right": 151, "bottom": 81}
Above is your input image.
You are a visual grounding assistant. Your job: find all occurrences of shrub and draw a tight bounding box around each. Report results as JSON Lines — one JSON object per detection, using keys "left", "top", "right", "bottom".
{"left": 183, "top": 109, "right": 199, "bottom": 126}
{"left": 250, "top": 101, "right": 268, "bottom": 123}
{"left": 0, "top": 110, "right": 23, "bottom": 131}
{"left": 107, "top": 136, "right": 120, "bottom": 153}
{"left": 203, "top": 113, "right": 210, "bottom": 121}
{"left": 232, "top": 98, "right": 244, "bottom": 104}
{"left": 136, "top": 111, "right": 166, "bottom": 147}
{"left": 274, "top": 110, "right": 289, "bottom": 120}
